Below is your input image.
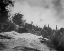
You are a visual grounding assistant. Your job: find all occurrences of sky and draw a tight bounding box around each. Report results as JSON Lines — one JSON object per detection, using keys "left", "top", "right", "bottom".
{"left": 6, "top": 0, "right": 64, "bottom": 29}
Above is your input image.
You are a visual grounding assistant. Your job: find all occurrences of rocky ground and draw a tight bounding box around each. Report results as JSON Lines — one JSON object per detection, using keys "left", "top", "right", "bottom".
{"left": 0, "top": 31, "right": 56, "bottom": 51}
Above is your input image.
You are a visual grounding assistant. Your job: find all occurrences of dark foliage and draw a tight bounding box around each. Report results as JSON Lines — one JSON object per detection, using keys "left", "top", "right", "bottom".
{"left": 0, "top": 22, "right": 17, "bottom": 32}
{"left": 16, "top": 27, "right": 28, "bottom": 33}
{"left": 12, "top": 13, "right": 24, "bottom": 26}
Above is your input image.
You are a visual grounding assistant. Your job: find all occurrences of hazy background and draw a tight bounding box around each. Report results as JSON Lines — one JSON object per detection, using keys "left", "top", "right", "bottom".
{"left": 6, "top": 0, "right": 64, "bottom": 29}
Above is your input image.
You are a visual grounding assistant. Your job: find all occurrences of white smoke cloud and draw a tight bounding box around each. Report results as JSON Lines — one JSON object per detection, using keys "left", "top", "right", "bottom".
{"left": 6, "top": 0, "right": 64, "bottom": 29}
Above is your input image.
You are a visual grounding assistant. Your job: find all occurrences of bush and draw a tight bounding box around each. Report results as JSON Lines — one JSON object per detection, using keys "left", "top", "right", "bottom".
{"left": 50, "top": 30, "right": 64, "bottom": 51}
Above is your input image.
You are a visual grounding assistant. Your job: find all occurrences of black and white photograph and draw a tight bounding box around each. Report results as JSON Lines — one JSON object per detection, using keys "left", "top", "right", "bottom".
{"left": 0, "top": 0, "right": 64, "bottom": 51}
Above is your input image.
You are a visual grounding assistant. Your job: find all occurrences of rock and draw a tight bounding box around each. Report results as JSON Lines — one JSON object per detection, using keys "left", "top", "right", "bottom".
{"left": 0, "top": 31, "right": 56, "bottom": 51}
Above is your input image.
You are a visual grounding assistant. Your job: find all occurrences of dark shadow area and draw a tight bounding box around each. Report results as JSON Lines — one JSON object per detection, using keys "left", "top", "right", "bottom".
{"left": 0, "top": 42, "right": 6, "bottom": 50}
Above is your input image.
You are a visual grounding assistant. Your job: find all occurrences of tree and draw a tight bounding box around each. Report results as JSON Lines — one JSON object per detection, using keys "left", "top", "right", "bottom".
{"left": 12, "top": 13, "right": 24, "bottom": 26}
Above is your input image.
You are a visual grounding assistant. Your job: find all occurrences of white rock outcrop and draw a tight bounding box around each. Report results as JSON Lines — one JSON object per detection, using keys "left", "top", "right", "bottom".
{"left": 0, "top": 31, "right": 56, "bottom": 51}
